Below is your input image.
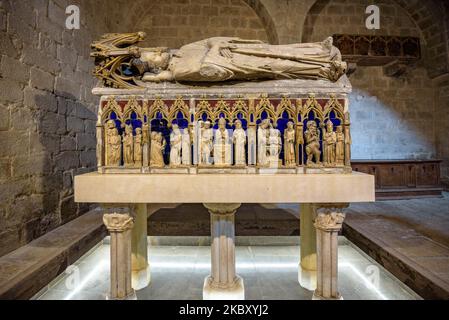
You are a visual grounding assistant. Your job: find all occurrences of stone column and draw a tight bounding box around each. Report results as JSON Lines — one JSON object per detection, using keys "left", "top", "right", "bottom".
{"left": 247, "top": 125, "right": 257, "bottom": 166}
{"left": 298, "top": 204, "right": 317, "bottom": 290}
{"left": 96, "top": 124, "right": 104, "bottom": 172}
{"left": 202, "top": 203, "right": 244, "bottom": 300}
{"left": 103, "top": 208, "right": 136, "bottom": 300}
{"left": 142, "top": 124, "right": 150, "bottom": 171}
{"left": 313, "top": 204, "right": 347, "bottom": 300}
{"left": 131, "top": 204, "right": 150, "bottom": 290}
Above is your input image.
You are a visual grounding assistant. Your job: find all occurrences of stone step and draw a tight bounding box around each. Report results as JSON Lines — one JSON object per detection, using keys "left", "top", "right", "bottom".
{"left": 0, "top": 209, "right": 106, "bottom": 300}
{"left": 343, "top": 203, "right": 449, "bottom": 300}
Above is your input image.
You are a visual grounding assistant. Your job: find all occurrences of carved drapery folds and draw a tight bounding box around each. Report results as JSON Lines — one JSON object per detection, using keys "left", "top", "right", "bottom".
{"left": 97, "top": 94, "right": 351, "bottom": 173}
{"left": 91, "top": 32, "right": 347, "bottom": 89}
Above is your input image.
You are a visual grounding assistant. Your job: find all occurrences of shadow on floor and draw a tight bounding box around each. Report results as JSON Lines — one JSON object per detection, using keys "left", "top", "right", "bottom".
{"left": 149, "top": 204, "right": 300, "bottom": 236}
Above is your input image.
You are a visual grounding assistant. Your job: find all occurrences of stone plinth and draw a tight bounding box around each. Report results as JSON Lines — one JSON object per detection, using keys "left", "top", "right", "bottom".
{"left": 75, "top": 172, "right": 374, "bottom": 300}
{"left": 75, "top": 173, "right": 375, "bottom": 204}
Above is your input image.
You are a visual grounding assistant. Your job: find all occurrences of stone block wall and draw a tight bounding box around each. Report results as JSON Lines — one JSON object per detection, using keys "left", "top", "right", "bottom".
{"left": 302, "top": 0, "right": 438, "bottom": 160}
{"left": 131, "top": 0, "right": 269, "bottom": 48}
{"left": 0, "top": 0, "right": 100, "bottom": 257}
{"left": 436, "top": 79, "right": 449, "bottom": 188}
{"left": 350, "top": 67, "right": 436, "bottom": 160}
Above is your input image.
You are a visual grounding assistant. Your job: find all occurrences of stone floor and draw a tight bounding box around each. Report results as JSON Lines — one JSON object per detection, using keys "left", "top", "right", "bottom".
{"left": 33, "top": 237, "right": 419, "bottom": 300}
{"left": 345, "top": 192, "right": 449, "bottom": 299}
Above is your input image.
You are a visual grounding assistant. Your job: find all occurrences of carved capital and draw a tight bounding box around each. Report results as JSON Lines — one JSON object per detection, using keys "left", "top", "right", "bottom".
{"left": 103, "top": 213, "right": 134, "bottom": 232}
{"left": 313, "top": 204, "right": 348, "bottom": 231}
{"left": 203, "top": 203, "right": 241, "bottom": 215}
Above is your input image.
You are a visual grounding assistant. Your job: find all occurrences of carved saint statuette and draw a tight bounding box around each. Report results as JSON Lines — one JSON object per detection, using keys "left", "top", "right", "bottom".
{"left": 200, "top": 121, "right": 213, "bottom": 165}
{"left": 336, "top": 126, "right": 345, "bottom": 166}
{"left": 105, "top": 120, "right": 121, "bottom": 166}
{"left": 257, "top": 119, "right": 270, "bottom": 166}
{"left": 305, "top": 121, "right": 321, "bottom": 166}
{"left": 169, "top": 124, "right": 182, "bottom": 167}
{"left": 284, "top": 121, "right": 296, "bottom": 167}
{"left": 268, "top": 125, "right": 282, "bottom": 166}
{"left": 181, "top": 127, "right": 191, "bottom": 166}
{"left": 123, "top": 124, "right": 134, "bottom": 166}
{"left": 214, "top": 118, "right": 232, "bottom": 166}
{"left": 134, "top": 127, "right": 143, "bottom": 166}
{"left": 150, "top": 132, "right": 166, "bottom": 167}
{"left": 233, "top": 120, "right": 247, "bottom": 167}
{"left": 323, "top": 120, "right": 337, "bottom": 166}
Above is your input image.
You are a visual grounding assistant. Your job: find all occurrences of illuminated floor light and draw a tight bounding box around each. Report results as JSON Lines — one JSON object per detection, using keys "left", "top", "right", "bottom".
{"left": 340, "top": 262, "right": 388, "bottom": 300}
{"left": 63, "top": 260, "right": 108, "bottom": 300}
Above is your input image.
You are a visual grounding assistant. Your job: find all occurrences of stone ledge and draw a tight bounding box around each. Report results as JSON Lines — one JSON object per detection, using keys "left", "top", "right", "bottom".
{"left": 0, "top": 209, "right": 106, "bottom": 300}
{"left": 92, "top": 75, "right": 352, "bottom": 97}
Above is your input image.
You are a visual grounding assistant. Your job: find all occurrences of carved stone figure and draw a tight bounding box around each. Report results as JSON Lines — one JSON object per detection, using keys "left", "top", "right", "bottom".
{"left": 257, "top": 119, "right": 270, "bottom": 166}
{"left": 123, "top": 124, "right": 134, "bottom": 166}
{"left": 141, "top": 123, "right": 150, "bottom": 167}
{"left": 344, "top": 113, "right": 352, "bottom": 167}
{"left": 233, "top": 120, "right": 247, "bottom": 166}
{"left": 268, "top": 125, "right": 282, "bottom": 165}
{"left": 142, "top": 123, "right": 149, "bottom": 143}
{"left": 170, "top": 124, "right": 182, "bottom": 166}
{"left": 323, "top": 120, "right": 337, "bottom": 166}
{"left": 182, "top": 127, "right": 191, "bottom": 165}
{"left": 214, "top": 118, "right": 232, "bottom": 166}
{"left": 305, "top": 121, "right": 321, "bottom": 166}
{"left": 134, "top": 128, "right": 143, "bottom": 166}
{"left": 105, "top": 120, "right": 121, "bottom": 166}
{"left": 336, "top": 126, "right": 345, "bottom": 166}
{"left": 200, "top": 121, "right": 214, "bottom": 165}
{"left": 284, "top": 121, "right": 296, "bottom": 167}
{"left": 150, "top": 132, "right": 166, "bottom": 167}
{"left": 92, "top": 33, "right": 347, "bottom": 89}
{"left": 137, "top": 37, "right": 346, "bottom": 83}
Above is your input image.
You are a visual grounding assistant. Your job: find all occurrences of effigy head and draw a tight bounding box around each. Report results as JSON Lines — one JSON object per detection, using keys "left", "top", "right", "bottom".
{"left": 235, "top": 120, "right": 242, "bottom": 129}
{"left": 287, "top": 121, "right": 294, "bottom": 129}
{"left": 326, "top": 120, "right": 334, "bottom": 130}
{"left": 140, "top": 49, "right": 170, "bottom": 71}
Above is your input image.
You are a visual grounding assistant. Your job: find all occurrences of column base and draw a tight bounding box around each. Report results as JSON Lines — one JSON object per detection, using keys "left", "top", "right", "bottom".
{"left": 203, "top": 276, "right": 245, "bottom": 300}
{"left": 107, "top": 290, "right": 137, "bottom": 300}
{"left": 132, "top": 265, "right": 151, "bottom": 290}
{"left": 298, "top": 265, "right": 317, "bottom": 291}
{"left": 312, "top": 291, "right": 343, "bottom": 300}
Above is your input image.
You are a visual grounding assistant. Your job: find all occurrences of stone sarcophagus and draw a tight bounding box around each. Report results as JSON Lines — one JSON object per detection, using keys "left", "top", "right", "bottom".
{"left": 92, "top": 33, "right": 352, "bottom": 174}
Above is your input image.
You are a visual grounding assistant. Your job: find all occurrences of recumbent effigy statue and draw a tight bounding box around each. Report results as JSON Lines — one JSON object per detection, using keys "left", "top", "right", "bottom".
{"left": 91, "top": 32, "right": 352, "bottom": 174}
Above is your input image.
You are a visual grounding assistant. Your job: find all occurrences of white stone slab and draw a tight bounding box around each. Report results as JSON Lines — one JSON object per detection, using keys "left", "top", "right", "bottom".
{"left": 74, "top": 172, "right": 375, "bottom": 204}
{"left": 92, "top": 75, "right": 352, "bottom": 98}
